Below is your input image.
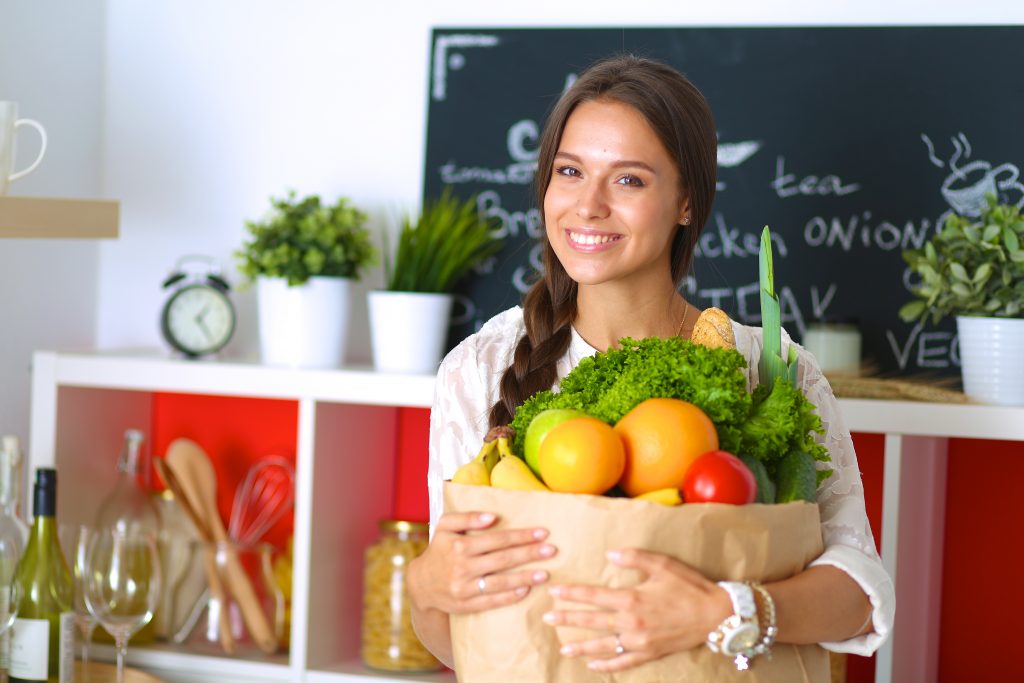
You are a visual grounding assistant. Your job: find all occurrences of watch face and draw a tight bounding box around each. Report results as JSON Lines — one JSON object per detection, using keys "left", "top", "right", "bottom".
{"left": 161, "top": 284, "right": 236, "bottom": 356}
{"left": 722, "top": 622, "right": 760, "bottom": 655}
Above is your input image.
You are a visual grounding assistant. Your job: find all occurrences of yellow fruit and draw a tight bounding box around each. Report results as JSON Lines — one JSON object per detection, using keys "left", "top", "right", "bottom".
{"left": 451, "top": 438, "right": 501, "bottom": 486}
{"left": 614, "top": 398, "right": 719, "bottom": 497}
{"left": 633, "top": 488, "right": 683, "bottom": 506}
{"left": 490, "top": 454, "right": 551, "bottom": 491}
{"left": 537, "top": 417, "right": 625, "bottom": 495}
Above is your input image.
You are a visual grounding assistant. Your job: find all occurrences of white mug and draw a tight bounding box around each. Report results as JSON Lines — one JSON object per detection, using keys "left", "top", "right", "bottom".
{"left": 0, "top": 101, "right": 48, "bottom": 195}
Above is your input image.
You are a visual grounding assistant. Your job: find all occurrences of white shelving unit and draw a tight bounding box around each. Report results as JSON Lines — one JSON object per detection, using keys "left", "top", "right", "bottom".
{"left": 29, "top": 350, "right": 1024, "bottom": 683}
{"left": 29, "top": 350, "right": 448, "bottom": 683}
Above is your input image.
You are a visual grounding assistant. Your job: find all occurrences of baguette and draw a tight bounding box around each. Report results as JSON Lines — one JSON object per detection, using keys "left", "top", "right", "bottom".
{"left": 690, "top": 307, "right": 736, "bottom": 350}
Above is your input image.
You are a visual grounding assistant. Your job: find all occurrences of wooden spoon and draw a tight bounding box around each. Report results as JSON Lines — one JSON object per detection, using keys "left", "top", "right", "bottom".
{"left": 155, "top": 456, "right": 235, "bottom": 655}
{"left": 164, "top": 438, "right": 279, "bottom": 653}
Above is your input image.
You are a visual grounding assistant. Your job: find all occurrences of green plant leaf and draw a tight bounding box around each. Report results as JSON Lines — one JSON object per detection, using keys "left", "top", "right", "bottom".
{"left": 983, "top": 224, "right": 1001, "bottom": 242}
{"left": 972, "top": 263, "right": 992, "bottom": 283}
{"left": 1005, "top": 227, "right": 1021, "bottom": 254}
{"left": 898, "top": 300, "right": 927, "bottom": 322}
{"left": 949, "top": 262, "right": 969, "bottom": 282}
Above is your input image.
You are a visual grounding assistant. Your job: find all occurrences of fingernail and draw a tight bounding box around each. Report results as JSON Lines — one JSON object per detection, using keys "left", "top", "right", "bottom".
{"left": 532, "top": 571, "right": 548, "bottom": 583}
{"left": 533, "top": 528, "right": 548, "bottom": 540}
{"left": 478, "top": 513, "right": 495, "bottom": 524}
{"left": 560, "top": 644, "right": 575, "bottom": 656}
{"left": 515, "top": 586, "right": 529, "bottom": 597}
{"left": 539, "top": 544, "right": 555, "bottom": 557}
{"left": 542, "top": 611, "right": 556, "bottom": 624}
{"left": 606, "top": 549, "right": 622, "bottom": 562}
{"left": 549, "top": 586, "right": 563, "bottom": 597}
{"left": 587, "top": 661, "right": 604, "bottom": 670}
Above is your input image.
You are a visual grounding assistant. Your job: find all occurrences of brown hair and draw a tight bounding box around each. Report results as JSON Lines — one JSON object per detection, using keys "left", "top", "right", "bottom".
{"left": 488, "top": 55, "right": 718, "bottom": 428}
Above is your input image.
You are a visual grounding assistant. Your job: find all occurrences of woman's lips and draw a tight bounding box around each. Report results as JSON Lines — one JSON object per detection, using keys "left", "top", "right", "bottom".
{"left": 564, "top": 229, "right": 624, "bottom": 253}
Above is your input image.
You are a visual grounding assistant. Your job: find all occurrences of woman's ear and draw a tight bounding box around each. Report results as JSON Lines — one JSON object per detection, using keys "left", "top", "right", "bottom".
{"left": 678, "top": 196, "right": 692, "bottom": 226}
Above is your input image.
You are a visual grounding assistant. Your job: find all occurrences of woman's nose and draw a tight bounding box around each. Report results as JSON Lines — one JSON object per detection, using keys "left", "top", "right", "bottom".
{"left": 575, "top": 181, "right": 610, "bottom": 220}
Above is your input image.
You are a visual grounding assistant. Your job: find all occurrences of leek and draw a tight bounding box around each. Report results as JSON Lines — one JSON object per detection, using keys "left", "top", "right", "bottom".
{"left": 758, "top": 226, "right": 799, "bottom": 388}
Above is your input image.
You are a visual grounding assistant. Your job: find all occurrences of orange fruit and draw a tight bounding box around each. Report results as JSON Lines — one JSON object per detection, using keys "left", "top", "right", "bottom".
{"left": 613, "top": 398, "right": 719, "bottom": 496}
{"left": 537, "top": 417, "right": 625, "bottom": 495}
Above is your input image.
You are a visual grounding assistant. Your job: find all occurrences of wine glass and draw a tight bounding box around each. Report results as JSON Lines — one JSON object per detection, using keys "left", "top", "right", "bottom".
{"left": 83, "top": 528, "right": 161, "bottom": 683}
{"left": 59, "top": 524, "right": 98, "bottom": 662}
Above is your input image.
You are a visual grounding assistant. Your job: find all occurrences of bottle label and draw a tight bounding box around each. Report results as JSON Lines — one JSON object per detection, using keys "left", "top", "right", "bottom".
{"left": 9, "top": 618, "right": 48, "bottom": 679}
{"left": 59, "top": 612, "right": 74, "bottom": 683}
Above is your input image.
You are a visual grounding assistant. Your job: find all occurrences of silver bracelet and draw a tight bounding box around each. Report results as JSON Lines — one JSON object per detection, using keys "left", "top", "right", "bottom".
{"left": 746, "top": 581, "right": 777, "bottom": 658}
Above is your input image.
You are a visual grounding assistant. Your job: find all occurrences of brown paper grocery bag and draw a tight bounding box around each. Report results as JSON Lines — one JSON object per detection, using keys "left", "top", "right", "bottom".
{"left": 445, "top": 482, "right": 829, "bottom": 683}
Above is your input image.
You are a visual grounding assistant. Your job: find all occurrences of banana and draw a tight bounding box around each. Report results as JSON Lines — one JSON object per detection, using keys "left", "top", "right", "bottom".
{"left": 490, "top": 454, "right": 551, "bottom": 492}
{"left": 450, "top": 426, "right": 507, "bottom": 486}
{"left": 634, "top": 488, "right": 683, "bottom": 506}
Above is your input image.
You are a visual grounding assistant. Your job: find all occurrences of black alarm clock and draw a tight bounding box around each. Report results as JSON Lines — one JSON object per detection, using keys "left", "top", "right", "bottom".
{"left": 160, "top": 255, "right": 237, "bottom": 358}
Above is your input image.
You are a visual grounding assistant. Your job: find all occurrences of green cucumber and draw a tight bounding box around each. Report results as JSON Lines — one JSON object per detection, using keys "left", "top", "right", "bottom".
{"left": 775, "top": 450, "right": 818, "bottom": 504}
{"left": 739, "top": 453, "right": 776, "bottom": 505}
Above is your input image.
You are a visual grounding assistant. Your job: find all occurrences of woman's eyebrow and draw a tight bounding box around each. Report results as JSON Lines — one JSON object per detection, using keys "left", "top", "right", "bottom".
{"left": 554, "top": 150, "right": 657, "bottom": 174}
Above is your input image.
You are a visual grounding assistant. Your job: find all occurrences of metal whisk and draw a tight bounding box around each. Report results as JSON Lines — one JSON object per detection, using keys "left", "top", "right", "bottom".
{"left": 228, "top": 456, "right": 295, "bottom": 547}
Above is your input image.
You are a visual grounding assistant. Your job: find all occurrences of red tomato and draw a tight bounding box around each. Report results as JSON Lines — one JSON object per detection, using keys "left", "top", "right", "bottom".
{"left": 682, "top": 450, "right": 757, "bottom": 505}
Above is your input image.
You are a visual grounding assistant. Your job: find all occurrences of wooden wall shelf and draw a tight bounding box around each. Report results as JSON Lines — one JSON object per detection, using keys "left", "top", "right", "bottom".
{"left": 0, "top": 195, "right": 119, "bottom": 238}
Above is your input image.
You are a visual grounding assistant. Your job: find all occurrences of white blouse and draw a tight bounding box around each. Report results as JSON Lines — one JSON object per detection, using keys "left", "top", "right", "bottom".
{"left": 427, "top": 306, "right": 894, "bottom": 656}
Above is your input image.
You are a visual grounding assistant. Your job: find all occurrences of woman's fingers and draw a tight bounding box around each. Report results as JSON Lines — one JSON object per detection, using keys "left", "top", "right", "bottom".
{"left": 547, "top": 583, "right": 631, "bottom": 612}
{"left": 455, "top": 526, "right": 550, "bottom": 557}
{"left": 607, "top": 548, "right": 708, "bottom": 586}
{"left": 467, "top": 539, "right": 557, "bottom": 577}
{"left": 557, "top": 634, "right": 652, "bottom": 672}
{"left": 434, "top": 511, "right": 498, "bottom": 534}
{"left": 449, "top": 569, "right": 548, "bottom": 614}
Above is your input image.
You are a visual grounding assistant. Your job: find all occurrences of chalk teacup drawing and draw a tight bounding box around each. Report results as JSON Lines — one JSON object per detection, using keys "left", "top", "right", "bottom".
{"left": 941, "top": 160, "right": 1023, "bottom": 217}
{"left": 923, "top": 132, "right": 1024, "bottom": 218}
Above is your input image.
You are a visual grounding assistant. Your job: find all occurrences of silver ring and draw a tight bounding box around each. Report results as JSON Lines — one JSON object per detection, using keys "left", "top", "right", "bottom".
{"left": 613, "top": 633, "right": 626, "bottom": 655}
{"left": 477, "top": 576, "right": 487, "bottom": 595}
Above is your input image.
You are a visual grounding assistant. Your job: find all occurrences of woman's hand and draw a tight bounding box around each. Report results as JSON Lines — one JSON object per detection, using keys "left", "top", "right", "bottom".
{"left": 409, "top": 510, "right": 556, "bottom": 616}
{"left": 541, "top": 548, "right": 731, "bottom": 673}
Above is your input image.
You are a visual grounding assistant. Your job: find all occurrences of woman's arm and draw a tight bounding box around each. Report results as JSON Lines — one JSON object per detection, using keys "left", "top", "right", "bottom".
{"left": 767, "top": 564, "right": 873, "bottom": 643}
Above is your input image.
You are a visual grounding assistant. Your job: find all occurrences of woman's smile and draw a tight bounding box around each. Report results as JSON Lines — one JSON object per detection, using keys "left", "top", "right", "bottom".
{"left": 564, "top": 227, "right": 625, "bottom": 252}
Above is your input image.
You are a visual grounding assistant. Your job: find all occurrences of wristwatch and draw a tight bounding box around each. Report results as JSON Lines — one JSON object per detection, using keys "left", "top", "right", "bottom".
{"left": 706, "top": 581, "right": 761, "bottom": 670}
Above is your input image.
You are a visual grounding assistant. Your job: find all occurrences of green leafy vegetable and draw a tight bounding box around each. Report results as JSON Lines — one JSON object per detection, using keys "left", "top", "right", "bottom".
{"left": 508, "top": 336, "right": 829, "bottom": 480}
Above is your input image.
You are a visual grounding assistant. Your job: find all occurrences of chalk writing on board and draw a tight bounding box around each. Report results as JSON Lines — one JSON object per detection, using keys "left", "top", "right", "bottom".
{"left": 772, "top": 156, "right": 860, "bottom": 198}
{"left": 886, "top": 320, "right": 960, "bottom": 371}
{"left": 432, "top": 34, "right": 500, "bottom": 101}
{"left": 922, "top": 132, "right": 1024, "bottom": 217}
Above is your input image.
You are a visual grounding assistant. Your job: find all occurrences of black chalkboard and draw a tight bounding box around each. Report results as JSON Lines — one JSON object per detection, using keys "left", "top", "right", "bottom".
{"left": 423, "top": 27, "right": 1024, "bottom": 375}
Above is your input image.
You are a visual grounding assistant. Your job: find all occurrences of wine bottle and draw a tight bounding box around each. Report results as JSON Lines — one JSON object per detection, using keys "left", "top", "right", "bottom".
{"left": 93, "top": 429, "right": 161, "bottom": 645}
{"left": 9, "top": 468, "right": 73, "bottom": 683}
{"left": 0, "top": 436, "right": 30, "bottom": 681}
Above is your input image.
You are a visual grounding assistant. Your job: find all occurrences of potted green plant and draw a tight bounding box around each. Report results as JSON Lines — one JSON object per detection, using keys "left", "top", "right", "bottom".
{"left": 236, "top": 191, "right": 376, "bottom": 368}
{"left": 899, "top": 194, "right": 1024, "bottom": 404}
{"left": 369, "top": 188, "right": 502, "bottom": 373}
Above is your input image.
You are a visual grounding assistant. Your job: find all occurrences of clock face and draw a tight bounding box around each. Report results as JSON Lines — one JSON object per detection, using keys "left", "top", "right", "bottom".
{"left": 161, "top": 283, "right": 236, "bottom": 356}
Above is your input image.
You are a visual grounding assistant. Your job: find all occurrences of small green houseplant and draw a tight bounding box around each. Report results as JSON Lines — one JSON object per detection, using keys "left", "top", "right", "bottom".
{"left": 382, "top": 187, "right": 503, "bottom": 293}
{"left": 900, "top": 195, "right": 1024, "bottom": 324}
{"left": 899, "top": 194, "right": 1024, "bottom": 404}
{"left": 237, "top": 191, "right": 377, "bottom": 369}
{"left": 370, "top": 188, "right": 503, "bottom": 374}
{"left": 236, "top": 191, "right": 376, "bottom": 286}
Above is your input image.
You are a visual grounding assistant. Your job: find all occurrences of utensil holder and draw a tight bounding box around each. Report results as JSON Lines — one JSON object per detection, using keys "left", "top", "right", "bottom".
{"left": 188, "top": 541, "right": 286, "bottom": 654}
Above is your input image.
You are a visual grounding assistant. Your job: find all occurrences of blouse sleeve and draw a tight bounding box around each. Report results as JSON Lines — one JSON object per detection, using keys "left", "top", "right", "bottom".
{"left": 427, "top": 336, "right": 493, "bottom": 537}
{"left": 792, "top": 343, "right": 896, "bottom": 656}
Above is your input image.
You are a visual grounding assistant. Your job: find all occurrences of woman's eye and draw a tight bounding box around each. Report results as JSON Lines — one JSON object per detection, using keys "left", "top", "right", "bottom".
{"left": 617, "top": 174, "right": 645, "bottom": 187}
{"left": 555, "top": 165, "right": 581, "bottom": 178}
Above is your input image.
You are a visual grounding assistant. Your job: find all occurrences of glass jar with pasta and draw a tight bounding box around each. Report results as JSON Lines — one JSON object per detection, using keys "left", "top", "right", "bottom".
{"left": 361, "top": 519, "right": 441, "bottom": 672}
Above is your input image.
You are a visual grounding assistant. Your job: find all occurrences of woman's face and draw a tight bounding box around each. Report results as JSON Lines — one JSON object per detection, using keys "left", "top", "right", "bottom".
{"left": 544, "top": 98, "right": 688, "bottom": 288}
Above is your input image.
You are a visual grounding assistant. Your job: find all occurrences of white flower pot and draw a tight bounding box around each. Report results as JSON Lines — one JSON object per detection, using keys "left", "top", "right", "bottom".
{"left": 368, "top": 291, "right": 454, "bottom": 374}
{"left": 956, "top": 315, "right": 1024, "bottom": 405}
{"left": 257, "top": 276, "right": 352, "bottom": 369}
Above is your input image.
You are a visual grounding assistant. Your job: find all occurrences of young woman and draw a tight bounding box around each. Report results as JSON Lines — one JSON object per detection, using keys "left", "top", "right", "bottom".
{"left": 408, "top": 55, "right": 893, "bottom": 674}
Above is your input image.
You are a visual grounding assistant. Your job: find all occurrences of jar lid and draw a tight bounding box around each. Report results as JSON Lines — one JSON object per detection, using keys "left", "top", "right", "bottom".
{"left": 379, "top": 519, "right": 429, "bottom": 533}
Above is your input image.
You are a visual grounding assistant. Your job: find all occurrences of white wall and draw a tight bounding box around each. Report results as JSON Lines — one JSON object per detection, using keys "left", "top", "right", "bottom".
{"left": 97, "top": 0, "right": 1024, "bottom": 365}
{"left": 0, "top": 0, "right": 106, "bottom": 447}
{"left": 3, "top": 0, "right": 1023, "bottom": 445}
